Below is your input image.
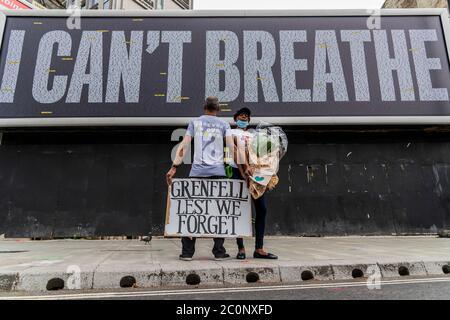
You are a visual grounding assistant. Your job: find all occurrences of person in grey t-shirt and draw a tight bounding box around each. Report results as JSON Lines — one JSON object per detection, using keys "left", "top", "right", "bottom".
{"left": 166, "top": 96, "right": 234, "bottom": 261}
{"left": 186, "top": 113, "right": 232, "bottom": 178}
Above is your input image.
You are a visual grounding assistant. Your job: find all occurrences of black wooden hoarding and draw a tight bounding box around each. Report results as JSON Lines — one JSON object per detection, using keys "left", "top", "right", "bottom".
{"left": 1, "top": 11, "right": 450, "bottom": 237}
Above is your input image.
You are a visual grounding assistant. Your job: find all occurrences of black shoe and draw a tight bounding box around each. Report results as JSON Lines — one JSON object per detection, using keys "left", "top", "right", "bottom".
{"left": 236, "top": 252, "right": 246, "bottom": 260}
{"left": 179, "top": 254, "right": 193, "bottom": 261}
{"left": 253, "top": 251, "right": 278, "bottom": 259}
{"left": 214, "top": 253, "right": 231, "bottom": 261}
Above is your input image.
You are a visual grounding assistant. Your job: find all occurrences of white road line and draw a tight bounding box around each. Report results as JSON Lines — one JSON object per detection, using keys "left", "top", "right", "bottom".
{"left": 1, "top": 277, "right": 450, "bottom": 300}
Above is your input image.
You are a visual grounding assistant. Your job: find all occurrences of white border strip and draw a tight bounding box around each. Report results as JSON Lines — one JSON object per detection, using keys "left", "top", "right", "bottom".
{"left": 2, "top": 116, "right": 450, "bottom": 127}
{"left": 0, "top": 8, "right": 448, "bottom": 17}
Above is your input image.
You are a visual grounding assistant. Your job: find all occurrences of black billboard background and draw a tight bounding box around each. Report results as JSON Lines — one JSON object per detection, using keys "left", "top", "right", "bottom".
{"left": 0, "top": 15, "right": 450, "bottom": 119}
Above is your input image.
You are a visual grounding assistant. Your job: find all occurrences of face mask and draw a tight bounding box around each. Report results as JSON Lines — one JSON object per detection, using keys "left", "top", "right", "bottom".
{"left": 236, "top": 120, "right": 249, "bottom": 129}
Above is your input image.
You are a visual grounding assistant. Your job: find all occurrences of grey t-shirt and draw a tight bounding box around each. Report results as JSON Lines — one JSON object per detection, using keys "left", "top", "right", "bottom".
{"left": 186, "top": 115, "right": 231, "bottom": 177}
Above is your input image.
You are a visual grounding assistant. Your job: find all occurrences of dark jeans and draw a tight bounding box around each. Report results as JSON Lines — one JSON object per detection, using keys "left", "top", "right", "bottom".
{"left": 232, "top": 167, "right": 267, "bottom": 250}
{"left": 181, "top": 175, "right": 227, "bottom": 257}
{"left": 181, "top": 237, "right": 226, "bottom": 257}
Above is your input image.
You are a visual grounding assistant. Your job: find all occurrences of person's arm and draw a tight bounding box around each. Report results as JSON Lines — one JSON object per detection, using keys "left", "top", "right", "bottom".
{"left": 240, "top": 148, "right": 253, "bottom": 180}
{"left": 224, "top": 123, "right": 235, "bottom": 167}
{"left": 231, "top": 135, "right": 240, "bottom": 168}
{"left": 166, "top": 134, "right": 192, "bottom": 186}
{"left": 229, "top": 134, "right": 246, "bottom": 179}
{"left": 236, "top": 136, "right": 253, "bottom": 182}
{"left": 231, "top": 135, "right": 244, "bottom": 177}
{"left": 225, "top": 134, "right": 235, "bottom": 165}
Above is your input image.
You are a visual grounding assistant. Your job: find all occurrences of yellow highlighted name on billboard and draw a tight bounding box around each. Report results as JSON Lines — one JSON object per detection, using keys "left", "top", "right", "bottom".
{"left": 174, "top": 96, "right": 190, "bottom": 101}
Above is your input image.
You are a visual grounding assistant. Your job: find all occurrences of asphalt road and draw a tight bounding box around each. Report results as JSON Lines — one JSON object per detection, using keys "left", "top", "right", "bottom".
{"left": 1, "top": 276, "right": 450, "bottom": 300}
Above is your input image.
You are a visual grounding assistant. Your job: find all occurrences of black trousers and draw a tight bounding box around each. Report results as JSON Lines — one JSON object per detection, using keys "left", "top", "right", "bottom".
{"left": 181, "top": 237, "right": 226, "bottom": 257}
{"left": 233, "top": 167, "right": 268, "bottom": 250}
{"left": 181, "top": 175, "right": 227, "bottom": 257}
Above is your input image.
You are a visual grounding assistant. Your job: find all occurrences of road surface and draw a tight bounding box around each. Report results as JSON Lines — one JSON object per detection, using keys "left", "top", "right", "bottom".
{"left": 1, "top": 276, "right": 449, "bottom": 300}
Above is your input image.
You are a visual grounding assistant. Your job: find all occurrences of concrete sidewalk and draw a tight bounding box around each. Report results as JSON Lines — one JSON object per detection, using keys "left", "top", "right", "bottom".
{"left": 0, "top": 236, "right": 449, "bottom": 292}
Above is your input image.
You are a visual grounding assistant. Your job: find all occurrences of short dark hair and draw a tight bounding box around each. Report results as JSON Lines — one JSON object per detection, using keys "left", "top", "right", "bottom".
{"left": 233, "top": 107, "right": 251, "bottom": 121}
{"left": 204, "top": 96, "right": 220, "bottom": 112}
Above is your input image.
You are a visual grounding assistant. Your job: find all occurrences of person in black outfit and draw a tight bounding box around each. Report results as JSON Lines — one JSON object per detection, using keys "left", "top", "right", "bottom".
{"left": 231, "top": 108, "right": 278, "bottom": 260}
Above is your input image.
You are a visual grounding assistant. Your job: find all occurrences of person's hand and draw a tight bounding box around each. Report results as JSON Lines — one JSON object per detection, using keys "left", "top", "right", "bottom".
{"left": 166, "top": 167, "right": 177, "bottom": 186}
{"left": 243, "top": 167, "right": 253, "bottom": 188}
{"left": 244, "top": 167, "right": 254, "bottom": 178}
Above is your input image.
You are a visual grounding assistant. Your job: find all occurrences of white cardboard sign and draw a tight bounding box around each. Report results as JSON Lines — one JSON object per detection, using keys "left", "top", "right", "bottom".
{"left": 165, "top": 178, "right": 252, "bottom": 238}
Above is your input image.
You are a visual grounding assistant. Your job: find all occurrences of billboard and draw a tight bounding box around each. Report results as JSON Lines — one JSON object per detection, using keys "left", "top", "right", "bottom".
{"left": 1, "top": 9, "right": 450, "bottom": 126}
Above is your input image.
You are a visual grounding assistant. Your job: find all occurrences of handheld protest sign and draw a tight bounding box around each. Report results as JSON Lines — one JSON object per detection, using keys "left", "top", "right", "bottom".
{"left": 164, "top": 178, "right": 252, "bottom": 238}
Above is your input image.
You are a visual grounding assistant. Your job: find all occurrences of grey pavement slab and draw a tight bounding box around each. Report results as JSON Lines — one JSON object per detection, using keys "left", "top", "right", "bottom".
{"left": 0, "top": 236, "right": 449, "bottom": 291}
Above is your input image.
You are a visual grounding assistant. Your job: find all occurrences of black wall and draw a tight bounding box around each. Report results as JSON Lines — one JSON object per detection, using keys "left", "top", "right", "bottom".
{"left": 0, "top": 126, "right": 449, "bottom": 237}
